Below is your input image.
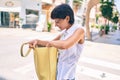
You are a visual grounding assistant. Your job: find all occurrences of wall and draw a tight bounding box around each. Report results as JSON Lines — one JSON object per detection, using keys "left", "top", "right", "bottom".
{"left": 20, "top": 0, "right": 42, "bottom": 24}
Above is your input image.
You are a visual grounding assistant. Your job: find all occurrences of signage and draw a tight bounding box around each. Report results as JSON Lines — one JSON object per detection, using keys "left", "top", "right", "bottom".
{"left": 5, "top": 1, "right": 14, "bottom": 7}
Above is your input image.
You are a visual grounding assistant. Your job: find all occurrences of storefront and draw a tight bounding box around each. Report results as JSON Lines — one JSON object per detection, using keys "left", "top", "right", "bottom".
{"left": 0, "top": 0, "right": 65, "bottom": 29}
{"left": 0, "top": 0, "right": 42, "bottom": 28}
{"left": 0, "top": 12, "right": 10, "bottom": 27}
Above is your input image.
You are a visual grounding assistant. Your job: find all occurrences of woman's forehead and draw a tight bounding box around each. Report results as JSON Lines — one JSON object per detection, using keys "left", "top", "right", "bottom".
{"left": 54, "top": 19, "right": 64, "bottom": 22}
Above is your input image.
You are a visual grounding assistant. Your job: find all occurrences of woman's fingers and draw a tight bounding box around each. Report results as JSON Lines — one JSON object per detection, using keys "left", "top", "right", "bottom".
{"left": 29, "top": 44, "right": 34, "bottom": 48}
{"left": 46, "top": 41, "right": 51, "bottom": 47}
{"left": 33, "top": 40, "right": 38, "bottom": 48}
{"left": 28, "top": 40, "right": 38, "bottom": 48}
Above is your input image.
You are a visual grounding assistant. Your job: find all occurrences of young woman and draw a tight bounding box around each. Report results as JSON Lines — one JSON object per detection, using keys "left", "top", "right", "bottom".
{"left": 29, "top": 4, "right": 85, "bottom": 80}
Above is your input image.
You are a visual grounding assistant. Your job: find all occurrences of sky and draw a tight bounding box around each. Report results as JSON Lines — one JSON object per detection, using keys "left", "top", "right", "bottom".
{"left": 114, "top": 0, "right": 120, "bottom": 15}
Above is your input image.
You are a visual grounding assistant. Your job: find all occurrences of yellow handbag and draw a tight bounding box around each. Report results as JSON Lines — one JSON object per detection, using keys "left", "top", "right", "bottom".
{"left": 20, "top": 43, "right": 58, "bottom": 80}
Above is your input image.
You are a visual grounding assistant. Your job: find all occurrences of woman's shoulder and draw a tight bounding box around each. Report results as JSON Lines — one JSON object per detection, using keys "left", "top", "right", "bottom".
{"left": 74, "top": 24, "right": 85, "bottom": 32}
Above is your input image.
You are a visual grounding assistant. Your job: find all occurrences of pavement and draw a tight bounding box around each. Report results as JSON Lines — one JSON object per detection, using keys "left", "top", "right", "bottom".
{"left": 77, "top": 29, "right": 120, "bottom": 80}
{"left": 0, "top": 27, "right": 120, "bottom": 80}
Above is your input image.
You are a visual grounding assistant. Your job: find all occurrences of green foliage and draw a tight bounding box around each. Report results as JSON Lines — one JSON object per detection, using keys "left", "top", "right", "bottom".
{"left": 100, "top": 4, "right": 113, "bottom": 20}
{"left": 100, "top": 0, "right": 114, "bottom": 21}
{"left": 19, "top": 18, "right": 23, "bottom": 21}
{"left": 112, "top": 13, "right": 119, "bottom": 24}
{"left": 105, "top": 26, "right": 109, "bottom": 34}
{"left": 96, "top": 14, "right": 100, "bottom": 23}
{"left": 100, "top": 25, "right": 110, "bottom": 34}
{"left": 91, "top": 24, "right": 95, "bottom": 28}
{"left": 73, "top": 0, "right": 83, "bottom": 3}
{"left": 73, "top": 0, "right": 83, "bottom": 6}
{"left": 47, "top": 22, "right": 52, "bottom": 32}
{"left": 100, "top": 0, "right": 104, "bottom": 3}
{"left": 113, "top": 25, "right": 117, "bottom": 30}
{"left": 96, "top": 25, "right": 100, "bottom": 29}
{"left": 100, "top": 0, "right": 114, "bottom": 5}
{"left": 91, "top": 24, "right": 100, "bottom": 29}
{"left": 100, "top": 25, "right": 105, "bottom": 30}
{"left": 105, "top": 25, "right": 110, "bottom": 31}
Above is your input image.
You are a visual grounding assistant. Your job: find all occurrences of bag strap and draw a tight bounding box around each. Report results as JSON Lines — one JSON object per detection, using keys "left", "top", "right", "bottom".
{"left": 20, "top": 43, "right": 32, "bottom": 57}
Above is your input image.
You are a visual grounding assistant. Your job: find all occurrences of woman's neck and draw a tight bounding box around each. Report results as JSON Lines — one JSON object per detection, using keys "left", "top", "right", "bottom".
{"left": 66, "top": 24, "right": 73, "bottom": 30}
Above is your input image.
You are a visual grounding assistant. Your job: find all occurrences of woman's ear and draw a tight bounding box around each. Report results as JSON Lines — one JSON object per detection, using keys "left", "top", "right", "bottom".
{"left": 65, "top": 16, "right": 70, "bottom": 22}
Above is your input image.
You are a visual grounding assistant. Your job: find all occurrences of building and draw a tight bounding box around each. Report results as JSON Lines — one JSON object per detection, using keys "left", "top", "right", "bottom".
{"left": 0, "top": 0, "right": 43, "bottom": 28}
{"left": 0, "top": 0, "right": 65, "bottom": 28}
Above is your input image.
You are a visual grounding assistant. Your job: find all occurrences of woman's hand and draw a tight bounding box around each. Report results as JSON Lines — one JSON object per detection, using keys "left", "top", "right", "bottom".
{"left": 28, "top": 39, "right": 38, "bottom": 48}
{"left": 46, "top": 41, "right": 51, "bottom": 47}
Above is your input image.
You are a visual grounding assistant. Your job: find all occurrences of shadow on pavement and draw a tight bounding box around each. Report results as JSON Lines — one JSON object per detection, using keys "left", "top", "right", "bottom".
{"left": 0, "top": 77, "right": 7, "bottom": 80}
{"left": 92, "top": 30, "right": 120, "bottom": 45}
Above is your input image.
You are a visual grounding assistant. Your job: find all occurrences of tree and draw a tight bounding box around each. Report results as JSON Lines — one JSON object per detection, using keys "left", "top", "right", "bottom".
{"left": 112, "top": 12, "right": 119, "bottom": 24}
{"left": 73, "top": 0, "right": 83, "bottom": 4}
{"left": 100, "top": 0, "right": 114, "bottom": 21}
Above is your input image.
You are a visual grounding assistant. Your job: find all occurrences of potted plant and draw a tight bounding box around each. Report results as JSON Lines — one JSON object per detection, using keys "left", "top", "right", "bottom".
{"left": 19, "top": 18, "right": 24, "bottom": 28}
{"left": 105, "top": 25, "right": 109, "bottom": 34}
{"left": 99, "top": 25, "right": 105, "bottom": 36}
{"left": 47, "top": 22, "right": 52, "bottom": 32}
{"left": 112, "top": 25, "right": 117, "bottom": 31}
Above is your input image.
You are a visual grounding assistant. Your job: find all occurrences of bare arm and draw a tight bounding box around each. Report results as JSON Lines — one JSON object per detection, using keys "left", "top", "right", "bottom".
{"left": 28, "top": 34, "right": 61, "bottom": 48}
{"left": 48, "top": 28, "right": 85, "bottom": 49}
{"left": 29, "top": 28, "right": 84, "bottom": 49}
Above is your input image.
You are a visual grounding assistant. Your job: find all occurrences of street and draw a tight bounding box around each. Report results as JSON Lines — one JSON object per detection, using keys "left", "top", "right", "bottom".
{"left": 0, "top": 28, "right": 120, "bottom": 80}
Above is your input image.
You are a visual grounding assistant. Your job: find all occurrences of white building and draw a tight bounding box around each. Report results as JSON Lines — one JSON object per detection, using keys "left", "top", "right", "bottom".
{"left": 0, "top": 0, "right": 52, "bottom": 28}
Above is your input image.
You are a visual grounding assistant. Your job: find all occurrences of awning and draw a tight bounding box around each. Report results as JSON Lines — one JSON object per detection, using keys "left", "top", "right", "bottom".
{"left": 0, "top": 7, "right": 21, "bottom": 12}
{"left": 41, "top": 0, "right": 52, "bottom": 4}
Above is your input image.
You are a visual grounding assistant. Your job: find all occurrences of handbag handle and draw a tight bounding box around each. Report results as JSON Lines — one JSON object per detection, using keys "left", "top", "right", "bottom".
{"left": 20, "top": 43, "right": 32, "bottom": 57}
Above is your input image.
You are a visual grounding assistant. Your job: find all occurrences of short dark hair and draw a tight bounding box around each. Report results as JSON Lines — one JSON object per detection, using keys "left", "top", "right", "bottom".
{"left": 51, "top": 4, "right": 74, "bottom": 25}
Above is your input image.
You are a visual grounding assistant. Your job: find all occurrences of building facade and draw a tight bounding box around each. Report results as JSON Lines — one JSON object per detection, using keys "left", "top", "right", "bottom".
{"left": 0, "top": 0, "right": 67, "bottom": 28}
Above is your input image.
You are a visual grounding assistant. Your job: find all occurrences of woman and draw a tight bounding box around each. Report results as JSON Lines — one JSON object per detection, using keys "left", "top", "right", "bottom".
{"left": 29, "top": 4, "right": 85, "bottom": 80}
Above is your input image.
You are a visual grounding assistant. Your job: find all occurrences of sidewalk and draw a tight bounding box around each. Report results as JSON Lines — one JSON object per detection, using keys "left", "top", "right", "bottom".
{"left": 93, "top": 30, "right": 120, "bottom": 45}
{"left": 0, "top": 28, "right": 120, "bottom": 80}
{"left": 77, "top": 30, "right": 120, "bottom": 80}
{"left": 82, "top": 30, "right": 120, "bottom": 63}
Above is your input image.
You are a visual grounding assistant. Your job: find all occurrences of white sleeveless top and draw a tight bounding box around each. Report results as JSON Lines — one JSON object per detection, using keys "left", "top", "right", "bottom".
{"left": 57, "top": 24, "right": 84, "bottom": 80}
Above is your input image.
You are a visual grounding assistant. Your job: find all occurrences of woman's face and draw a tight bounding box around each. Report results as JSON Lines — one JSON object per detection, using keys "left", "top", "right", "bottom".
{"left": 54, "top": 16, "right": 70, "bottom": 30}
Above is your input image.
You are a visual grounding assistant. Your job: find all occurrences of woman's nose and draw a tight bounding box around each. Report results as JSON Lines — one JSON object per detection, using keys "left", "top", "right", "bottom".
{"left": 55, "top": 23, "right": 58, "bottom": 27}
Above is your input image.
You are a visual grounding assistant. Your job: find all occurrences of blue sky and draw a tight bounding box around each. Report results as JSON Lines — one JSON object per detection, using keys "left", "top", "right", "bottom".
{"left": 115, "top": 0, "right": 120, "bottom": 13}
